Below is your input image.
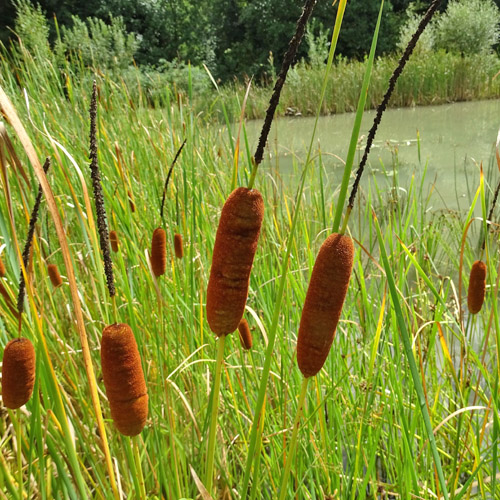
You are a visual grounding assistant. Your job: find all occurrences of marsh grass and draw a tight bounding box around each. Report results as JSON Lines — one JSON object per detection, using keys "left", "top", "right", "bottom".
{"left": 208, "top": 51, "right": 500, "bottom": 122}
{"left": 0, "top": 15, "right": 500, "bottom": 500}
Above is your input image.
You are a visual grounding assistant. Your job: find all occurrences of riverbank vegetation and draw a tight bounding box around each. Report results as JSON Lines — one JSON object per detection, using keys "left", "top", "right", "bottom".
{"left": 1, "top": 0, "right": 500, "bottom": 122}
{"left": 1, "top": 1, "right": 500, "bottom": 498}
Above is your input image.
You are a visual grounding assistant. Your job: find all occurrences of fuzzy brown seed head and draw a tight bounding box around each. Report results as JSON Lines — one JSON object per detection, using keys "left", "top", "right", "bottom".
{"left": 206, "top": 187, "right": 264, "bottom": 336}
{"left": 467, "top": 260, "right": 487, "bottom": 314}
{"left": 237, "top": 319, "right": 253, "bottom": 350}
{"left": 0, "top": 256, "right": 5, "bottom": 277}
{"left": 2, "top": 338, "right": 36, "bottom": 409}
{"left": 151, "top": 228, "right": 167, "bottom": 277}
{"left": 109, "top": 230, "right": 119, "bottom": 253}
{"left": 47, "top": 264, "right": 63, "bottom": 288}
{"left": 174, "top": 233, "right": 183, "bottom": 259}
{"left": 128, "top": 191, "right": 135, "bottom": 213}
{"left": 101, "top": 323, "right": 148, "bottom": 436}
{"left": 297, "top": 233, "right": 354, "bottom": 378}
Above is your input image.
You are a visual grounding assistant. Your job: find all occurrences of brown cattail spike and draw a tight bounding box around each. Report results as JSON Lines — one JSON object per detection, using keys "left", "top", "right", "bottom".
{"left": 101, "top": 323, "right": 148, "bottom": 436}
{"left": 467, "top": 260, "right": 487, "bottom": 314}
{"left": 151, "top": 228, "right": 167, "bottom": 277}
{"left": 47, "top": 264, "right": 63, "bottom": 288}
{"left": 128, "top": 191, "right": 135, "bottom": 213}
{"left": 0, "top": 256, "right": 5, "bottom": 277}
{"left": 174, "top": 233, "right": 183, "bottom": 259}
{"left": 297, "top": 233, "right": 354, "bottom": 378}
{"left": 238, "top": 319, "right": 253, "bottom": 350}
{"left": 2, "top": 338, "right": 36, "bottom": 409}
{"left": 109, "top": 230, "right": 119, "bottom": 253}
{"left": 206, "top": 187, "right": 264, "bottom": 336}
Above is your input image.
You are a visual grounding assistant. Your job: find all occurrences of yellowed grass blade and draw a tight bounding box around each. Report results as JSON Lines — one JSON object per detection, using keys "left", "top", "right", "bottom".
{"left": 0, "top": 84, "right": 119, "bottom": 499}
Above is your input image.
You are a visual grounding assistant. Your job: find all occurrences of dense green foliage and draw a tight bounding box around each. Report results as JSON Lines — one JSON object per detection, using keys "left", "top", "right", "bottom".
{"left": 3, "top": 0, "right": 500, "bottom": 83}
{"left": 434, "top": 0, "right": 500, "bottom": 55}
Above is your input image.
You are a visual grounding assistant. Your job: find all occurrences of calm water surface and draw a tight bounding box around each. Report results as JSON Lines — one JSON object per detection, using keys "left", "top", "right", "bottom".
{"left": 244, "top": 99, "right": 500, "bottom": 208}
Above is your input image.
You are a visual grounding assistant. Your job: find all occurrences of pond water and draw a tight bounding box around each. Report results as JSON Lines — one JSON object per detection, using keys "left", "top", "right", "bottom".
{"left": 244, "top": 99, "right": 500, "bottom": 209}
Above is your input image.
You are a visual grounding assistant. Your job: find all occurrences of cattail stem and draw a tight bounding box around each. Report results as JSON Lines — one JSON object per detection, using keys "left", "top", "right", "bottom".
{"left": 247, "top": 158, "right": 258, "bottom": 190}
{"left": 278, "top": 377, "right": 309, "bottom": 500}
{"left": 15, "top": 408, "right": 22, "bottom": 500}
{"left": 346, "top": 0, "right": 440, "bottom": 213}
{"left": 340, "top": 206, "right": 351, "bottom": 236}
{"left": 249, "top": 395, "right": 267, "bottom": 500}
{"left": 205, "top": 334, "right": 226, "bottom": 494}
{"left": 123, "top": 434, "right": 143, "bottom": 499}
{"left": 111, "top": 295, "right": 118, "bottom": 324}
{"left": 17, "top": 158, "right": 50, "bottom": 316}
{"left": 160, "top": 139, "right": 186, "bottom": 222}
{"left": 482, "top": 177, "right": 500, "bottom": 250}
{"left": 132, "top": 436, "right": 146, "bottom": 499}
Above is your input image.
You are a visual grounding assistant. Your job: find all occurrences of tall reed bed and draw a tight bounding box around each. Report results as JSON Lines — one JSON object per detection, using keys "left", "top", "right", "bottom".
{"left": 0, "top": 4, "right": 500, "bottom": 498}
{"left": 205, "top": 51, "right": 500, "bottom": 121}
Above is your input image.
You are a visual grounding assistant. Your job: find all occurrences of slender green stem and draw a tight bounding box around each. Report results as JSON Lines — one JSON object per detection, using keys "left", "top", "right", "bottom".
{"left": 123, "top": 435, "right": 142, "bottom": 498}
{"left": 249, "top": 395, "right": 266, "bottom": 500}
{"left": 15, "top": 409, "right": 23, "bottom": 500}
{"left": 247, "top": 159, "right": 258, "bottom": 190}
{"left": 278, "top": 377, "right": 309, "bottom": 500}
{"left": 112, "top": 295, "right": 118, "bottom": 325}
{"left": 132, "top": 436, "right": 146, "bottom": 500}
{"left": 205, "top": 334, "right": 226, "bottom": 494}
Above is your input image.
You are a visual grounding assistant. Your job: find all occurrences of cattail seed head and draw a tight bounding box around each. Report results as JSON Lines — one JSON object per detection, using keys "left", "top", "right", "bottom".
{"left": 2, "top": 338, "right": 36, "bottom": 409}
{"left": 297, "top": 233, "right": 354, "bottom": 378}
{"left": 128, "top": 191, "right": 135, "bottom": 213}
{"left": 47, "top": 264, "right": 63, "bottom": 288}
{"left": 467, "top": 260, "right": 487, "bottom": 314}
{"left": 101, "top": 323, "right": 148, "bottom": 436}
{"left": 174, "top": 233, "right": 183, "bottom": 259}
{"left": 109, "top": 230, "right": 119, "bottom": 253}
{"left": 237, "top": 319, "right": 252, "bottom": 350}
{"left": 151, "top": 228, "right": 167, "bottom": 277}
{"left": 206, "top": 187, "right": 264, "bottom": 336}
{"left": 0, "top": 256, "right": 5, "bottom": 277}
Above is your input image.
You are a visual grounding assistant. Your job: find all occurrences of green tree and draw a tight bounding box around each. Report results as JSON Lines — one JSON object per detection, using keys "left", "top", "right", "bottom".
{"left": 333, "top": 0, "right": 399, "bottom": 58}
{"left": 434, "top": 0, "right": 500, "bottom": 54}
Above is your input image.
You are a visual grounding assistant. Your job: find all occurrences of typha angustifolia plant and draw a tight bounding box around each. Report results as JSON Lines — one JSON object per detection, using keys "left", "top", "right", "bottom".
{"left": 200, "top": 0, "right": 320, "bottom": 495}
{"left": 151, "top": 138, "right": 186, "bottom": 278}
{"left": 44, "top": 225, "right": 64, "bottom": 289}
{"left": 234, "top": 1, "right": 352, "bottom": 496}
{"left": 464, "top": 155, "right": 500, "bottom": 317}
{"left": 1, "top": 159, "right": 48, "bottom": 500}
{"left": 276, "top": 2, "right": 450, "bottom": 499}
{"left": 0, "top": 83, "right": 118, "bottom": 499}
{"left": 0, "top": 253, "right": 5, "bottom": 277}
{"left": 173, "top": 188, "right": 183, "bottom": 259}
{"left": 237, "top": 318, "right": 253, "bottom": 350}
{"left": 87, "top": 81, "right": 148, "bottom": 498}
{"left": 109, "top": 229, "right": 119, "bottom": 253}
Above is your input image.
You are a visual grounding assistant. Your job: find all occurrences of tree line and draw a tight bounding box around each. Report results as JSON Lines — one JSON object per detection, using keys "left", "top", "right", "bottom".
{"left": 1, "top": 0, "right": 499, "bottom": 83}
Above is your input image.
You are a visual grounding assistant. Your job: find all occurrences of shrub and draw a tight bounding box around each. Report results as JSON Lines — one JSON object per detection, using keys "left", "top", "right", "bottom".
{"left": 13, "top": 0, "right": 51, "bottom": 59}
{"left": 56, "top": 15, "right": 138, "bottom": 70}
{"left": 434, "top": 0, "right": 500, "bottom": 55}
{"left": 397, "top": 4, "right": 435, "bottom": 55}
